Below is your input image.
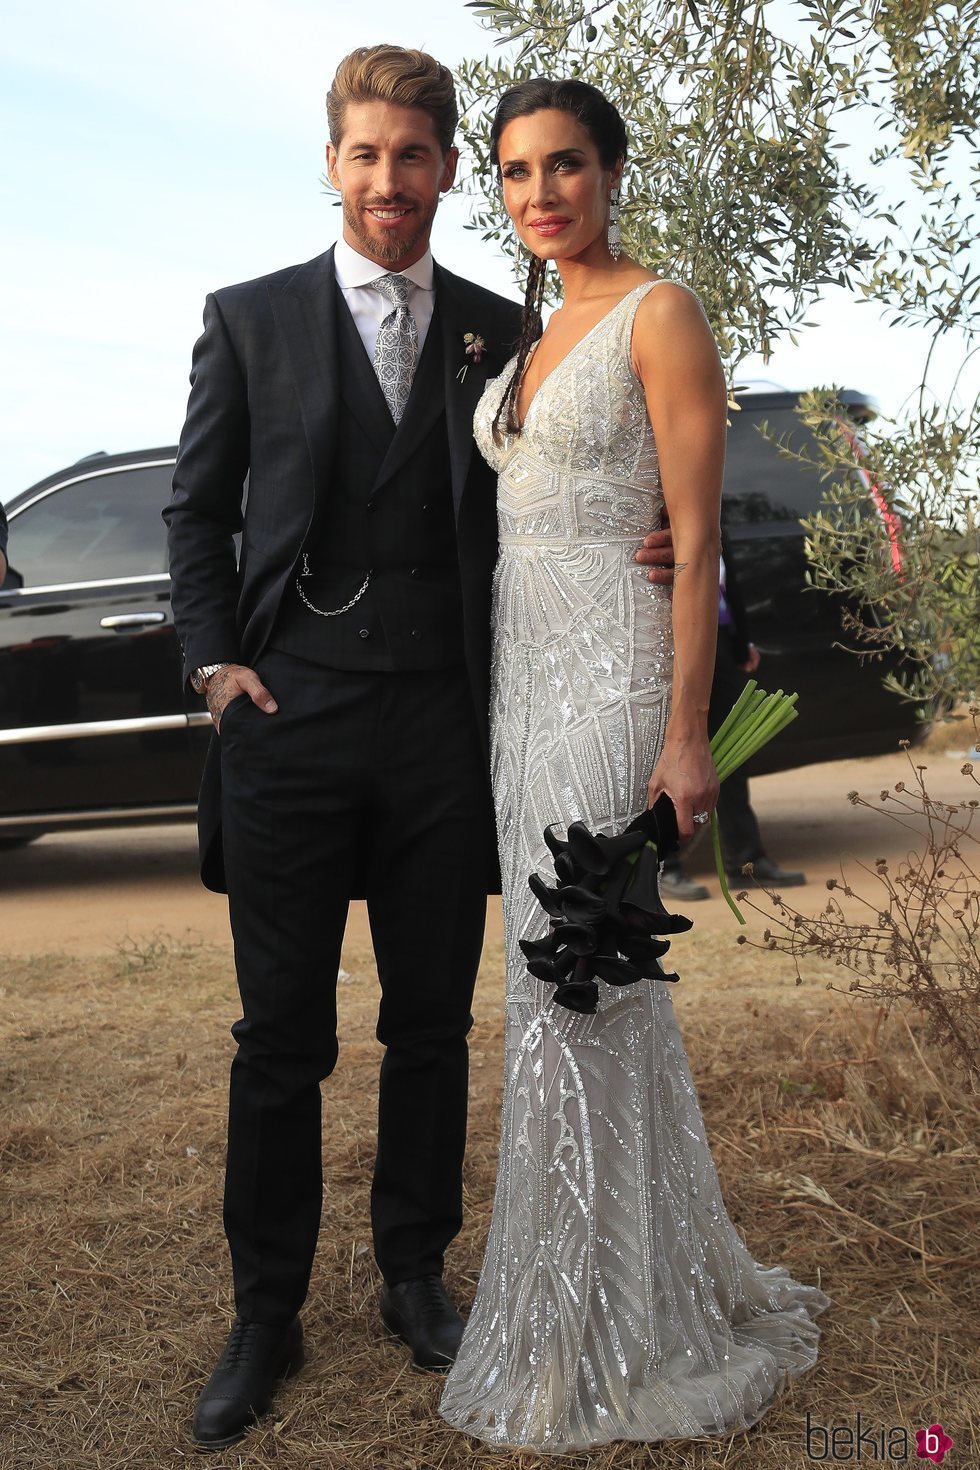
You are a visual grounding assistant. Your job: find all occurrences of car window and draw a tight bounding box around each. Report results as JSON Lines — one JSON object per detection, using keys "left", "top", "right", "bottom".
{"left": 7, "top": 464, "right": 173, "bottom": 588}
{"left": 724, "top": 407, "right": 843, "bottom": 524}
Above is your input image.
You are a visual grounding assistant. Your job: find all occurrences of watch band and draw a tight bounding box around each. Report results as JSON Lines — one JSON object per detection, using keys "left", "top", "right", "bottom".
{"left": 191, "top": 662, "right": 231, "bottom": 695}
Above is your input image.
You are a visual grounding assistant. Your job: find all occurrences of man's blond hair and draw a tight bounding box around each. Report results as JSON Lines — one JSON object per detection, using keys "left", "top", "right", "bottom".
{"left": 327, "top": 45, "right": 458, "bottom": 154}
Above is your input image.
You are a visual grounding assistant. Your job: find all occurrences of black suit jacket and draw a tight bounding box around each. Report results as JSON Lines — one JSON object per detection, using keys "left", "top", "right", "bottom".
{"left": 165, "top": 245, "right": 522, "bottom": 891}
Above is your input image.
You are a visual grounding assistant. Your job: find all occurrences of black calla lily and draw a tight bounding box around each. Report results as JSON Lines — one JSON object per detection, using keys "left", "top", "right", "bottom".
{"left": 619, "top": 844, "right": 694, "bottom": 934}
{"left": 551, "top": 921, "right": 600, "bottom": 955}
{"left": 553, "top": 977, "right": 601, "bottom": 1013}
{"left": 617, "top": 934, "right": 673, "bottom": 961}
{"left": 626, "top": 791, "right": 680, "bottom": 852}
{"left": 519, "top": 934, "right": 562, "bottom": 964}
{"left": 591, "top": 955, "right": 643, "bottom": 986}
{"left": 566, "top": 822, "right": 647, "bottom": 874}
{"left": 528, "top": 872, "right": 564, "bottom": 918}
{"left": 558, "top": 886, "right": 609, "bottom": 924}
{"left": 524, "top": 794, "right": 691, "bottom": 1012}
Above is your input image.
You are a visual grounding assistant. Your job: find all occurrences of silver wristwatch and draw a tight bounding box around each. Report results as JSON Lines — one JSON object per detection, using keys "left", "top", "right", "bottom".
{"left": 191, "top": 662, "right": 231, "bottom": 695}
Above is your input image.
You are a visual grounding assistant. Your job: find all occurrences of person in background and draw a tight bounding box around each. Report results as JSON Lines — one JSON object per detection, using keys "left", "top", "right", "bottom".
{"left": 0, "top": 501, "right": 8, "bottom": 582}
{"left": 659, "top": 533, "right": 806, "bottom": 901}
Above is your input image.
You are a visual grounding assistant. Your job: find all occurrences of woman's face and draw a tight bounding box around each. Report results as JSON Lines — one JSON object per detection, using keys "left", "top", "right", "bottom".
{"left": 497, "top": 108, "right": 621, "bottom": 263}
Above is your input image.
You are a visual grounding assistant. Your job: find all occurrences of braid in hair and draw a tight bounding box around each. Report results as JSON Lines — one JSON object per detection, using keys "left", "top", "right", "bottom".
{"left": 493, "top": 253, "right": 547, "bottom": 441}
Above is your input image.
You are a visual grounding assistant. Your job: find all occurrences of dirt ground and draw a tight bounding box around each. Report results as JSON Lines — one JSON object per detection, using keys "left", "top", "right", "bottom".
{"left": 1, "top": 739, "right": 978, "bottom": 1469}
{"left": 2, "top": 744, "right": 976, "bottom": 958}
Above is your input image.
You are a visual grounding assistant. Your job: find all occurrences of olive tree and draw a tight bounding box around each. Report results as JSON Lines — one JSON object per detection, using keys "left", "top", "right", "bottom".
{"left": 456, "top": 0, "right": 980, "bottom": 707}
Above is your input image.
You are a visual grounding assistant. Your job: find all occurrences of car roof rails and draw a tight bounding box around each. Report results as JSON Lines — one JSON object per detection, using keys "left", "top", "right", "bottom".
{"left": 731, "top": 382, "right": 878, "bottom": 421}
{"left": 732, "top": 378, "right": 790, "bottom": 394}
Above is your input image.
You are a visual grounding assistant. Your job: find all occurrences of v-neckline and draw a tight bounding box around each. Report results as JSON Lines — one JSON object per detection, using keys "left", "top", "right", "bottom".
{"left": 514, "top": 281, "right": 652, "bottom": 430}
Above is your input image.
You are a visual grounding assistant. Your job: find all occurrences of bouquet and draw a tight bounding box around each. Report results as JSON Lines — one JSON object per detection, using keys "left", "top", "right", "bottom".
{"left": 522, "top": 681, "right": 798, "bottom": 1013}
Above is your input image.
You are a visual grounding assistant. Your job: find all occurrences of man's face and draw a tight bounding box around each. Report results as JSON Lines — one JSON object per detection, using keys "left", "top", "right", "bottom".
{"left": 326, "top": 100, "right": 458, "bottom": 270}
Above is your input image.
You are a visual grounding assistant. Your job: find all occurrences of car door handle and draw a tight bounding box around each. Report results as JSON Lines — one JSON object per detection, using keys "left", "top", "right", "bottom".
{"left": 99, "top": 612, "right": 168, "bottom": 630}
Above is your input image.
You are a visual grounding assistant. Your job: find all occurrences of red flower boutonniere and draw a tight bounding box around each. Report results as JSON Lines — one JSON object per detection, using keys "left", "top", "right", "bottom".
{"left": 457, "top": 332, "right": 486, "bottom": 383}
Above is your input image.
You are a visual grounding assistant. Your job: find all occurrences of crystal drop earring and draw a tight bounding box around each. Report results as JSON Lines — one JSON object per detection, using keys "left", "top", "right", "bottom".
{"left": 608, "top": 190, "right": 622, "bottom": 261}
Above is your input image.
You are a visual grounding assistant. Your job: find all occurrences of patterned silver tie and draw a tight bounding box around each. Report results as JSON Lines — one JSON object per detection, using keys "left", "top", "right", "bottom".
{"left": 371, "top": 273, "right": 419, "bottom": 424}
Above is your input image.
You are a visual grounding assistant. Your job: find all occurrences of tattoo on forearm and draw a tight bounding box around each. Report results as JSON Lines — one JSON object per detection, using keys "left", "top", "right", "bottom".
{"left": 206, "top": 669, "right": 237, "bottom": 723}
{"left": 674, "top": 561, "right": 689, "bottom": 578}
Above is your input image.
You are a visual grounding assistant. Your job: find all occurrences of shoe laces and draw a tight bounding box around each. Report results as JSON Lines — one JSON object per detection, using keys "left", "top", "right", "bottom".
{"left": 223, "top": 1319, "right": 263, "bottom": 1365}
{"left": 412, "top": 1275, "right": 450, "bottom": 1323}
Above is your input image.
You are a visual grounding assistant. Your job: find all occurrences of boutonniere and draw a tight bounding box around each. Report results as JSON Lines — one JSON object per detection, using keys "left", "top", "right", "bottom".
{"left": 456, "top": 331, "right": 487, "bottom": 384}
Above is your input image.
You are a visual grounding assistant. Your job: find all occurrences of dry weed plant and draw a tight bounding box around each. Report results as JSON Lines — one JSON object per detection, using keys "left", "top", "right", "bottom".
{"left": 737, "top": 717, "right": 980, "bottom": 1082}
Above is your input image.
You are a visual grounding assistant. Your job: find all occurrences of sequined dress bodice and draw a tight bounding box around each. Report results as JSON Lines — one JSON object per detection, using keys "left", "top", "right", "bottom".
{"left": 439, "top": 282, "right": 829, "bottom": 1453}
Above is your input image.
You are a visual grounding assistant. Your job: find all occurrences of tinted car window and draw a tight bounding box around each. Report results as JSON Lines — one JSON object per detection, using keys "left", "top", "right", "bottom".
{"left": 9, "top": 464, "right": 173, "bottom": 588}
{"left": 724, "top": 407, "right": 839, "bottom": 524}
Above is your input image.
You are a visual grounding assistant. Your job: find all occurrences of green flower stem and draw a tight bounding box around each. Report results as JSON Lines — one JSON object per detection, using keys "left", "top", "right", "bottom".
{"left": 711, "top": 694, "right": 778, "bottom": 772}
{"left": 714, "top": 694, "right": 798, "bottom": 778}
{"left": 698, "top": 681, "right": 798, "bottom": 925}
{"left": 711, "top": 812, "right": 745, "bottom": 924}
{"left": 709, "top": 678, "right": 760, "bottom": 754}
{"left": 710, "top": 691, "right": 767, "bottom": 769}
{"left": 731, "top": 697, "right": 798, "bottom": 768}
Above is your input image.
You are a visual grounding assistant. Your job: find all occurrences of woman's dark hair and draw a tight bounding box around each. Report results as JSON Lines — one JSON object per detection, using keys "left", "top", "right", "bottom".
{"left": 490, "top": 79, "right": 629, "bottom": 438}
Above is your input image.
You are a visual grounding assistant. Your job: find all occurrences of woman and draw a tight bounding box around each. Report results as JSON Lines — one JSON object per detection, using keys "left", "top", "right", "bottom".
{"left": 438, "top": 80, "right": 829, "bottom": 1452}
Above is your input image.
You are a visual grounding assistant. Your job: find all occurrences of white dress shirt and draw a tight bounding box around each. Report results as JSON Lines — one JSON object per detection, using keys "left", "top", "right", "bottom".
{"left": 333, "top": 235, "right": 435, "bottom": 366}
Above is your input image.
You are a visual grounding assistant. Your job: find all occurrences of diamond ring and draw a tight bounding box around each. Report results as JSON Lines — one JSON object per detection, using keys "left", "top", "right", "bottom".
{"left": 692, "top": 810, "right": 710, "bottom": 826}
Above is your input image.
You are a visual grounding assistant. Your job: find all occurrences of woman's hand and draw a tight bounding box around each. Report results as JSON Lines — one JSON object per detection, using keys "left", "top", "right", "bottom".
{"left": 647, "top": 730, "right": 720, "bottom": 843}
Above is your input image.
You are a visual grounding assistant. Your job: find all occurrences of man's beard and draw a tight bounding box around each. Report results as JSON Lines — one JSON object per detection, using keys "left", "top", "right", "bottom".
{"left": 342, "top": 196, "right": 437, "bottom": 264}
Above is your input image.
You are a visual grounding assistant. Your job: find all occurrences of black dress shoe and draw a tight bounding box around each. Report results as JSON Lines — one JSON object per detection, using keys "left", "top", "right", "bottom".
{"left": 192, "top": 1316, "right": 304, "bottom": 1449}
{"left": 379, "top": 1275, "right": 464, "bottom": 1370}
{"left": 727, "top": 856, "right": 806, "bottom": 887}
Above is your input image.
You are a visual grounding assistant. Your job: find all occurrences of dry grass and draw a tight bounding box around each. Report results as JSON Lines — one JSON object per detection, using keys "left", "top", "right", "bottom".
{"left": 1, "top": 925, "right": 977, "bottom": 1470}
{"left": 920, "top": 705, "right": 980, "bottom": 757}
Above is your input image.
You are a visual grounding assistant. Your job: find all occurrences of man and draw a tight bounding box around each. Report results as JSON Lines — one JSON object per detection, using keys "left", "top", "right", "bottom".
{"left": 660, "top": 535, "right": 806, "bottom": 901}
{"left": 166, "top": 45, "right": 673, "bottom": 1449}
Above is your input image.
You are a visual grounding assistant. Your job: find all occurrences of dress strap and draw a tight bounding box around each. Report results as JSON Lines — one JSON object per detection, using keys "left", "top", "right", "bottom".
{"left": 618, "top": 278, "right": 698, "bottom": 362}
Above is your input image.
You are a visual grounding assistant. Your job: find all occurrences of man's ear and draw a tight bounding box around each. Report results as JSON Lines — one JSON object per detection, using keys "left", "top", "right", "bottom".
{"left": 325, "top": 141, "right": 342, "bottom": 193}
{"left": 440, "top": 146, "right": 460, "bottom": 194}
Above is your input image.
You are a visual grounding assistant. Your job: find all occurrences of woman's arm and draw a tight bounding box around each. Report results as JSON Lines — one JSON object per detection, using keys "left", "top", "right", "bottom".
{"left": 632, "top": 282, "right": 727, "bottom": 839}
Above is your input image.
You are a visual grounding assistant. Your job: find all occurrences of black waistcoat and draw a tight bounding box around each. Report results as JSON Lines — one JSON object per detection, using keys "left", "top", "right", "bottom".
{"left": 270, "top": 289, "right": 465, "bottom": 671}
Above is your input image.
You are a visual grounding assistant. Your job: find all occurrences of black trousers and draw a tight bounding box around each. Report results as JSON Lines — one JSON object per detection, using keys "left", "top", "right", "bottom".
{"left": 218, "top": 648, "right": 490, "bottom": 1324}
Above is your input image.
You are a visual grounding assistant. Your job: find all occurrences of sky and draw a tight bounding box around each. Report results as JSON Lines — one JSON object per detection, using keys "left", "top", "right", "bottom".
{"left": 2, "top": 0, "right": 974, "bottom": 497}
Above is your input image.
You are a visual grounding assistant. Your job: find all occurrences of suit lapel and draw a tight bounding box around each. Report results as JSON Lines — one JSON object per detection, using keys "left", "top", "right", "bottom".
{"left": 268, "top": 247, "right": 342, "bottom": 509}
{"left": 436, "top": 264, "right": 494, "bottom": 519}
{"left": 267, "top": 250, "right": 502, "bottom": 521}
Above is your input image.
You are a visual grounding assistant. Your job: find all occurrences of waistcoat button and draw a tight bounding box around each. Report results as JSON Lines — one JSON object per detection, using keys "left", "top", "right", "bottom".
{"left": 358, "top": 628, "right": 370, "bottom": 639}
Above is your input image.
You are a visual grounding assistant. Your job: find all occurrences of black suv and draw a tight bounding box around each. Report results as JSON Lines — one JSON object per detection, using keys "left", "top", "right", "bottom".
{"left": 0, "top": 392, "right": 920, "bottom": 846}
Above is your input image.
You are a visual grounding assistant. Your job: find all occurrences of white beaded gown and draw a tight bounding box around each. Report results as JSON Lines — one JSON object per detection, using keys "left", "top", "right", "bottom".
{"left": 438, "top": 281, "right": 830, "bottom": 1453}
